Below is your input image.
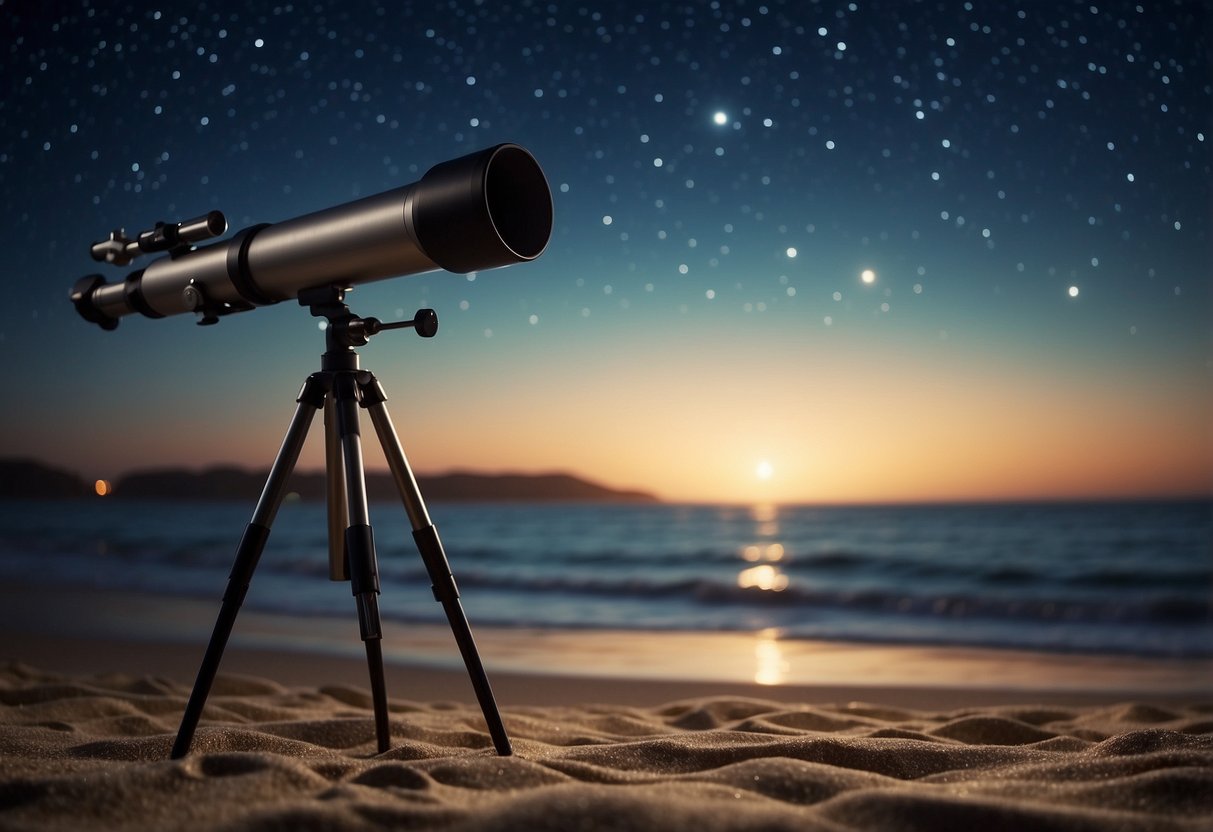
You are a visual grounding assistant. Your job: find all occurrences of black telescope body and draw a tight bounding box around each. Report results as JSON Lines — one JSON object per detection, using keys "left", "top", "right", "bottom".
{"left": 71, "top": 143, "right": 553, "bottom": 328}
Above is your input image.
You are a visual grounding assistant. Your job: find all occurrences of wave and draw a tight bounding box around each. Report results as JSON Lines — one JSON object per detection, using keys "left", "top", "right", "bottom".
{"left": 439, "top": 570, "right": 1212, "bottom": 626}
{"left": 248, "top": 548, "right": 1213, "bottom": 596}
{"left": 5, "top": 534, "right": 1208, "bottom": 625}
{"left": 8, "top": 519, "right": 1208, "bottom": 595}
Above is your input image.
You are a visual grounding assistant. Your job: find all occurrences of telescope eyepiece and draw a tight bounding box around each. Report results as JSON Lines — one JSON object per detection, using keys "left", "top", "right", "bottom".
{"left": 90, "top": 231, "right": 133, "bottom": 266}
{"left": 70, "top": 275, "right": 120, "bottom": 330}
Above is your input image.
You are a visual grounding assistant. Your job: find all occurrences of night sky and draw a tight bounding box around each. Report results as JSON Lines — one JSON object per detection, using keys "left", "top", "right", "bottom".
{"left": 1, "top": 1, "right": 1209, "bottom": 503}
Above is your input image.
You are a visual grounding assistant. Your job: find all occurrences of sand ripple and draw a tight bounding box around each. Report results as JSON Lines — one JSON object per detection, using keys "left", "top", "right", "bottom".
{"left": 1, "top": 663, "right": 1210, "bottom": 831}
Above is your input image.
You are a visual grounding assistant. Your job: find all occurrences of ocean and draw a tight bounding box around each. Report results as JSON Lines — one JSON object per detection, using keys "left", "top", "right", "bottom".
{"left": 0, "top": 498, "right": 1209, "bottom": 659}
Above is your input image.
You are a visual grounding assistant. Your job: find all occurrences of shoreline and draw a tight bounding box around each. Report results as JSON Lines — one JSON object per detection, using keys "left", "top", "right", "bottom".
{"left": 1, "top": 582, "right": 1207, "bottom": 707}
{"left": 4, "top": 631, "right": 1208, "bottom": 711}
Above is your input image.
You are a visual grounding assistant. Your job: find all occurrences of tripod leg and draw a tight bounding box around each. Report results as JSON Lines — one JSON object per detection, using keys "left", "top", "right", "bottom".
{"left": 324, "top": 397, "right": 350, "bottom": 581}
{"left": 171, "top": 374, "right": 327, "bottom": 759}
{"left": 332, "top": 372, "right": 391, "bottom": 754}
{"left": 359, "top": 375, "right": 513, "bottom": 756}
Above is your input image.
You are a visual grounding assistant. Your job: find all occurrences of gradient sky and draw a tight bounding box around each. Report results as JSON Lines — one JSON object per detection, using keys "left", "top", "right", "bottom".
{"left": 1, "top": 1, "right": 1209, "bottom": 504}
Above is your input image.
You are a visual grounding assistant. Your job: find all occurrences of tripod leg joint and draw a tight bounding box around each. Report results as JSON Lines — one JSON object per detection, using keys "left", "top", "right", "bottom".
{"left": 345, "top": 523, "right": 384, "bottom": 641}
{"left": 296, "top": 373, "right": 330, "bottom": 409}
{"left": 222, "top": 523, "right": 271, "bottom": 604}
{"left": 356, "top": 373, "right": 387, "bottom": 407}
{"left": 355, "top": 593, "right": 384, "bottom": 642}
{"left": 413, "top": 525, "right": 460, "bottom": 603}
{"left": 345, "top": 524, "right": 380, "bottom": 596}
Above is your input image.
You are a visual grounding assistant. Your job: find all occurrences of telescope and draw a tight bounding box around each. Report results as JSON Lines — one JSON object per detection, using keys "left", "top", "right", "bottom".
{"left": 69, "top": 144, "right": 555, "bottom": 760}
{"left": 71, "top": 143, "right": 553, "bottom": 328}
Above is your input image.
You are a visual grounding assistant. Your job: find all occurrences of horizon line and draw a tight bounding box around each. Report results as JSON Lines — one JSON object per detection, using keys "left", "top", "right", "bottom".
{"left": 5, "top": 456, "right": 1209, "bottom": 507}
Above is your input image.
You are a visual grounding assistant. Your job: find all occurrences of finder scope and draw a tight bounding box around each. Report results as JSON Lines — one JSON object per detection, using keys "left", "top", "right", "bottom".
{"left": 71, "top": 143, "right": 553, "bottom": 329}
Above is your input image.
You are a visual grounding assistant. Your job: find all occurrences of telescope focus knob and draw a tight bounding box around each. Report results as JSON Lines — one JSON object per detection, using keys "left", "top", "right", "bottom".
{"left": 411, "top": 308, "right": 439, "bottom": 338}
{"left": 182, "top": 279, "right": 225, "bottom": 325}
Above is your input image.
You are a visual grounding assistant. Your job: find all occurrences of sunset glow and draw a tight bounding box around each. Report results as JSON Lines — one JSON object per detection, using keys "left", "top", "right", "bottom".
{"left": 2, "top": 3, "right": 1206, "bottom": 508}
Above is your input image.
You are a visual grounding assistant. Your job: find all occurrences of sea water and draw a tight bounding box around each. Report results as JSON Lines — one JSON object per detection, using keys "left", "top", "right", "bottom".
{"left": 0, "top": 499, "right": 1208, "bottom": 658}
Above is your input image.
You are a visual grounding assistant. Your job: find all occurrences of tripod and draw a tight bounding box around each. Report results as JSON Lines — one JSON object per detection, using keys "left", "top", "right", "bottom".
{"left": 171, "top": 286, "right": 511, "bottom": 758}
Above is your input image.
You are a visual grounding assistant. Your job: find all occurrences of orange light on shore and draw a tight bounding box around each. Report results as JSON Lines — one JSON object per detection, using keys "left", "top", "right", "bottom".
{"left": 94, "top": 479, "right": 112, "bottom": 496}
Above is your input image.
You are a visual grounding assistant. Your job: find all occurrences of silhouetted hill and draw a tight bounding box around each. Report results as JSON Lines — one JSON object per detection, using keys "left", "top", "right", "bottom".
{"left": 111, "top": 466, "right": 266, "bottom": 501}
{"left": 110, "top": 467, "right": 659, "bottom": 503}
{"left": 0, "top": 458, "right": 92, "bottom": 499}
{"left": 415, "top": 471, "right": 656, "bottom": 503}
{"left": 0, "top": 459, "right": 658, "bottom": 503}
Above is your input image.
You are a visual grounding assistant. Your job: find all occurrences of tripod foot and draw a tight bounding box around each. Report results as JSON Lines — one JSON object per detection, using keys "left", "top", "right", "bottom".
{"left": 364, "top": 639, "right": 391, "bottom": 754}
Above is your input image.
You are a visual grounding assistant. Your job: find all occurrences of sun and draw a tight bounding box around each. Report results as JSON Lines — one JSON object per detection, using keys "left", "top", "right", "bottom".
{"left": 756, "top": 460, "right": 774, "bottom": 481}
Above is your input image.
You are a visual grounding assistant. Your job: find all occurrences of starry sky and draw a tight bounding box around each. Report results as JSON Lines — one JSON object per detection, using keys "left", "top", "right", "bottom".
{"left": 1, "top": 1, "right": 1209, "bottom": 504}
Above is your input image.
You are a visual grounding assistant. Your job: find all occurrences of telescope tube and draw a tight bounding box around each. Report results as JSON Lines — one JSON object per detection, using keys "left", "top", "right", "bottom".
{"left": 71, "top": 143, "right": 553, "bottom": 328}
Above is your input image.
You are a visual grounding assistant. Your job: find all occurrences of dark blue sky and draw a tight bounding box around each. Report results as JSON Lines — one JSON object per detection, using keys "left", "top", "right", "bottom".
{"left": 1, "top": 1, "right": 1209, "bottom": 502}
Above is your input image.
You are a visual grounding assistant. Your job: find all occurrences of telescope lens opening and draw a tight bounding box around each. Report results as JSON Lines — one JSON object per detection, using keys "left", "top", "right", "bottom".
{"left": 485, "top": 146, "right": 553, "bottom": 261}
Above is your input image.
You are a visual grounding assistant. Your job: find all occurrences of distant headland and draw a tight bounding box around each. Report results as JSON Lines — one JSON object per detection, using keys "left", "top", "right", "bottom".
{"left": 0, "top": 458, "right": 659, "bottom": 504}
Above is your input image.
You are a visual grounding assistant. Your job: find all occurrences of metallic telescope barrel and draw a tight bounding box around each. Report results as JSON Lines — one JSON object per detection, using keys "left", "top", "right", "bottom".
{"left": 71, "top": 143, "right": 553, "bottom": 329}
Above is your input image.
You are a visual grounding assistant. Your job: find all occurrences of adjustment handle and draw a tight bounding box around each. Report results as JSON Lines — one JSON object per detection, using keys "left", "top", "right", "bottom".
{"left": 366, "top": 309, "right": 438, "bottom": 338}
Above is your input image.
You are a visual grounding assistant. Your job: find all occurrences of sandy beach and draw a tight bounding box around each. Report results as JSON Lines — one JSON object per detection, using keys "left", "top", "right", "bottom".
{"left": 1, "top": 652, "right": 1211, "bottom": 831}
{"left": 2, "top": 591, "right": 1211, "bottom": 832}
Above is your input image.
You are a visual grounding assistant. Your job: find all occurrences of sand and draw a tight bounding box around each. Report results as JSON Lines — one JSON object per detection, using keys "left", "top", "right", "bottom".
{"left": 1, "top": 652, "right": 1211, "bottom": 831}
{"left": 0, "top": 584, "right": 1209, "bottom": 829}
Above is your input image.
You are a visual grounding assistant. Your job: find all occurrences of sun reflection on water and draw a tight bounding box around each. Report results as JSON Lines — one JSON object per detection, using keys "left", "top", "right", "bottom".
{"left": 737, "top": 564, "right": 790, "bottom": 592}
{"left": 754, "top": 628, "right": 788, "bottom": 686}
{"left": 749, "top": 502, "right": 780, "bottom": 538}
{"left": 739, "top": 503, "right": 791, "bottom": 591}
{"left": 741, "top": 543, "right": 785, "bottom": 562}
{"left": 749, "top": 504, "right": 777, "bottom": 522}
